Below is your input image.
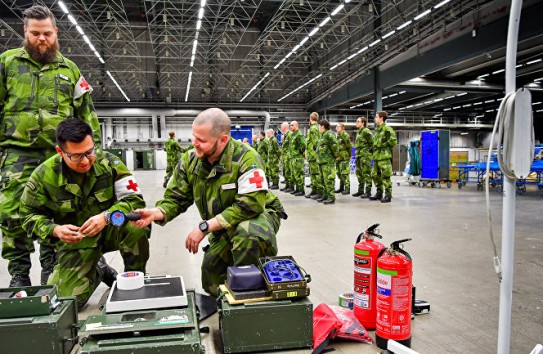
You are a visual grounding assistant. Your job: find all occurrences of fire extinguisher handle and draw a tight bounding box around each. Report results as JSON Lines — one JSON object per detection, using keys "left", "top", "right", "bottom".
{"left": 390, "top": 238, "right": 413, "bottom": 261}
{"left": 356, "top": 223, "right": 381, "bottom": 243}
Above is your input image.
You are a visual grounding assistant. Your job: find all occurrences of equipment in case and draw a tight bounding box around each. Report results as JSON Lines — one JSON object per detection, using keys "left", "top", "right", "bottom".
{"left": 0, "top": 285, "right": 59, "bottom": 318}
{"left": 226, "top": 264, "right": 266, "bottom": 291}
{"left": 219, "top": 294, "right": 313, "bottom": 353}
{"left": 0, "top": 295, "right": 78, "bottom": 354}
{"left": 258, "top": 255, "right": 310, "bottom": 291}
{"left": 80, "top": 290, "right": 204, "bottom": 354}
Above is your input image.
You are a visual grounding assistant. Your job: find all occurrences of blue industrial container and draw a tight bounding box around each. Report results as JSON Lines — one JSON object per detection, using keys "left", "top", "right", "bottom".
{"left": 421, "top": 130, "right": 450, "bottom": 181}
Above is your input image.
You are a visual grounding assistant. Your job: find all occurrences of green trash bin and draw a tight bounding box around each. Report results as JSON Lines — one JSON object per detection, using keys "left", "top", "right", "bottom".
{"left": 142, "top": 150, "right": 155, "bottom": 170}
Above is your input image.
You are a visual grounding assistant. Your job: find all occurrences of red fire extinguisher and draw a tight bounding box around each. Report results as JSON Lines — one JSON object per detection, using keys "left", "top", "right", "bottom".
{"left": 375, "top": 238, "right": 413, "bottom": 349}
{"left": 353, "top": 223, "right": 386, "bottom": 330}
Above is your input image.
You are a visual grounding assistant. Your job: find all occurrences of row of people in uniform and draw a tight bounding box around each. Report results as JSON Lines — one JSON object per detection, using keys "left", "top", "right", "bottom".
{"left": 250, "top": 112, "right": 397, "bottom": 204}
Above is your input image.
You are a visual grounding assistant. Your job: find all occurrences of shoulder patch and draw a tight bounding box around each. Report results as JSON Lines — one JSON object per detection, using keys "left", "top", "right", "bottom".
{"left": 73, "top": 76, "right": 93, "bottom": 99}
{"left": 237, "top": 168, "right": 268, "bottom": 194}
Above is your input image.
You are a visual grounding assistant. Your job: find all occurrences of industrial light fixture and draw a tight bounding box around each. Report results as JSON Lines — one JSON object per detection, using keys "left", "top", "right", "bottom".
{"left": 278, "top": 74, "right": 322, "bottom": 102}
{"left": 186, "top": 0, "right": 208, "bottom": 100}
{"left": 240, "top": 73, "right": 270, "bottom": 102}
{"left": 106, "top": 71, "right": 130, "bottom": 101}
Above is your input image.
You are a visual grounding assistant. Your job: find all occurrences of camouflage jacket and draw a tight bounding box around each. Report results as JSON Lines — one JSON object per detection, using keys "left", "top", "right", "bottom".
{"left": 155, "top": 138, "right": 284, "bottom": 233}
{"left": 165, "top": 138, "right": 184, "bottom": 160}
{"left": 0, "top": 48, "right": 101, "bottom": 150}
{"left": 20, "top": 150, "right": 145, "bottom": 247}
{"left": 336, "top": 131, "right": 352, "bottom": 161}
{"left": 289, "top": 130, "right": 306, "bottom": 159}
{"left": 316, "top": 130, "right": 338, "bottom": 165}
{"left": 281, "top": 131, "right": 292, "bottom": 158}
{"left": 355, "top": 127, "right": 373, "bottom": 158}
{"left": 372, "top": 123, "right": 397, "bottom": 161}
{"left": 306, "top": 123, "right": 319, "bottom": 162}
{"left": 256, "top": 138, "right": 269, "bottom": 162}
{"left": 267, "top": 135, "right": 281, "bottom": 162}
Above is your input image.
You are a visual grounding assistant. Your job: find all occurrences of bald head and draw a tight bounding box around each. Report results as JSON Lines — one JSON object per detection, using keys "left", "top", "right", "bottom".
{"left": 193, "top": 108, "right": 231, "bottom": 138}
{"left": 290, "top": 120, "right": 299, "bottom": 132}
{"left": 281, "top": 122, "right": 289, "bottom": 133}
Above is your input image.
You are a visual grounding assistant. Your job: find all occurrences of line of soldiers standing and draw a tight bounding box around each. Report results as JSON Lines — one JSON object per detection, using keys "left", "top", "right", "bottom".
{"left": 252, "top": 111, "right": 397, "bottom": 204}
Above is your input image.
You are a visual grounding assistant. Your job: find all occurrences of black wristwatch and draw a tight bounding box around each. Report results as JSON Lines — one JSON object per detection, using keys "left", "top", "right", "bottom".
{"left": 199, "top": 220, "right": 209, "bottom": 234}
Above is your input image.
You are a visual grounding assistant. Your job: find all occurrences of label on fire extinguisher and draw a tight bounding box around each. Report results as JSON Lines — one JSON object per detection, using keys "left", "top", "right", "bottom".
{"left": 376, "top": 268, "right": 411, "bottom": 338}
{"left": 354, "top": 255, "right": 372, "bottom": 309}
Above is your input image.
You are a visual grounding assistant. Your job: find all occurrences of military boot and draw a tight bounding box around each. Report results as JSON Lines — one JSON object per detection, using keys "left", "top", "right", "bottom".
{"left": 369, "top": 194, "right": 383, "bottom": 201}
{"left": 98, "top": 256, "right": 118, "bottom": 288}
{"left": 41, "top": 268, "right": 54, "bottom": 285}
{"left": 335, "top": 184, "right": 344, "bottom": 193}
{"left": 9, "top": 274, "right": 31, "bottom": 287}
{"left": 380, "top": 196, "right": 392, "bottom": 203}
{"left": 360, "top": 192, "right": 371, "bottom": 199}
{"left": 352, "top": 191, "right": 363, "bottom": 197}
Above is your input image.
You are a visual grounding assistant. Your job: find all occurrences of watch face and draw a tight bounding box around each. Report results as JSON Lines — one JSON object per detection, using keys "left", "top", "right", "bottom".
{"left": 199, "top": 221, "right": 207, "bottom": 232}
{"left": 110, "top": 211, "right": 126, "bottom": 227}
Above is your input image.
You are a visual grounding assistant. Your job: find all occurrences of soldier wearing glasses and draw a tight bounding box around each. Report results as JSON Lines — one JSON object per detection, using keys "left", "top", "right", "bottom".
{"left": 20, "top": 119, "right": 149, "bottom": 310}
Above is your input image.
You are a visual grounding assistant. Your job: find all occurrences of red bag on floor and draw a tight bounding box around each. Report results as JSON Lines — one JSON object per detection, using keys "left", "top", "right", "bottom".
{"left": 312, "top": 303, "right": 372, "bottom": 354}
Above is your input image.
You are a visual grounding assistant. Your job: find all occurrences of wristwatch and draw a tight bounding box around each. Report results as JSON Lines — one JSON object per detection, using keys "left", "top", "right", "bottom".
{"left": 198, "top": 220, "right": 209, "bottom": 234}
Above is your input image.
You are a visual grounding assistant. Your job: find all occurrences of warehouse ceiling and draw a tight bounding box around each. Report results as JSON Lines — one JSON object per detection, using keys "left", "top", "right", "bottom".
{"left": 1, "top": 0, "right": 542, "bottom": 128}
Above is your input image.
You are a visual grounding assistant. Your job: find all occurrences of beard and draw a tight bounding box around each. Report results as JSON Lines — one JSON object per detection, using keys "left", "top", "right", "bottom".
{"left": 23, "top": 37, "right": 59, "bottom": 64}
{"left": 195, "top": 139, "right": 220, "bottom": 161}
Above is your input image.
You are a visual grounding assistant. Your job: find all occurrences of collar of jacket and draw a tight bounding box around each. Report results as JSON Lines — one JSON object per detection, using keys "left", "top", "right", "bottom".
{"left": 193, "top": 138, "right": 235, "bottom": 178}
{"left": 16, "top": 48, "right": 68, "bottom": 69}
{"left": 55, "top": 151, "right": 107, "bottom": 197}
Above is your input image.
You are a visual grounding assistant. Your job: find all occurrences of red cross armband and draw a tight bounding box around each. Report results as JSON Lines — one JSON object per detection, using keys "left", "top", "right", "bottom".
{"left": 114, "top": 176, "right": 141, "bottom": 200}
{"left": 237, "top": 168, "right": 268, "bottom": 194}
{"left": 73, "top": 76, "right": 93, "bottom": 99}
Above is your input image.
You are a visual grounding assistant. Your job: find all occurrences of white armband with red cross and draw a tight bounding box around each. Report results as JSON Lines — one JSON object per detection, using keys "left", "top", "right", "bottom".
{"left": 74, "top": 76, "right": 93, "bottom": 99}
{"left": 114, "top": 176, "right": 142, "bottom": 200}
{"left": 237, "top": 168, "right": 268, "bottom": 195}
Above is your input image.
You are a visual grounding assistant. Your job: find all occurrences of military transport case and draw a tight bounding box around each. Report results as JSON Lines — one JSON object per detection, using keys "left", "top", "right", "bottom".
{"left": 80, "top": 290, "right": 204, "bottom": 354}
{"left": 219, "top": 296, "right": 313, "bottom": 353}
{"left": 0, "top": 297, "right": 78, "bottom": 354}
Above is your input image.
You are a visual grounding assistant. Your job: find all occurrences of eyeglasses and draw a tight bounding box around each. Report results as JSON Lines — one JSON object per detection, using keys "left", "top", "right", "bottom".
{"left": 62, "top": 145, "right": 97, "bottom": 162}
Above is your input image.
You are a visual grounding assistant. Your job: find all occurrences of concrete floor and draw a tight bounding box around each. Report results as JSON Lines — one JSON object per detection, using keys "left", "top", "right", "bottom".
{"left": 1, "top": 170, "right": 542, "bottom": 353}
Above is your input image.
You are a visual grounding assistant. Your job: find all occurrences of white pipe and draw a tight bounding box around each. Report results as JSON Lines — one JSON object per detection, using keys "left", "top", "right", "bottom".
{"left": 497, "top": 1, "right": 522, "bottom": 354}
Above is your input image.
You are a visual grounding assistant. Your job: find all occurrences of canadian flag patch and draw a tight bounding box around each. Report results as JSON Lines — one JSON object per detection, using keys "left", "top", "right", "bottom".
{"left": 73, "top": 76, "right": 93, "bottom": 99}
{"left": 237, "top": 168, "right": 268, "bottom": 195}
{"left": 115, "top": 176, "right": 141, "bottom": 200}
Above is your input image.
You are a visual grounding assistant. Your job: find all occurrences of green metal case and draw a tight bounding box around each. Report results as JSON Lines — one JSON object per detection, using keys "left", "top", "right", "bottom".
{"left": 0, "top": 297, "right": 78, "bottom": 354}
{"left": 219, "top": 296, "right": 313, "bottom": 353}
{"left": 80, "top": 290, "right": 204, "bottom": 354}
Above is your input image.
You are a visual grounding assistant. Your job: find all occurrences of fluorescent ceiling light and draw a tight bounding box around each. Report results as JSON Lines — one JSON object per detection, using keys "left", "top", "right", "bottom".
{"left": 198, "top": 8, "right": 204, "bottom": 19}
{"left": 382, "top": 30, "right": 395, "bottom": 39}
{"left": 83, "top": 35, "right": 90, "bottom": 44}
{"left": 347, "top": 53, "right": 357, "bottom": 60}
{"left": 414, "top": 9, "right": 431, "bottom": 21}
{"left": 478, "top": 73, "right": 489, "bottom": 79}
{"left": 308, "top": 27, "right": 319, "bottom": 37}
{"left": 300, "top": 36, "right": 309, "bottom": 45}
{"left": 292, "top": 44, "right": 300, "bottom": 53}
{"left": 76, "top": 25, "right": 84, "bottom": 35}
{"left": 492, "top": 69, "right": 505, "bottom": 74}
{"left": 338, "top": 59, "right": 347, "bottom": 66}
{"left": 369, "top": 39, "right": 381, "bottom": 47}
{"left": 456, "top": 92, "right": 467, "bottom": 97}
{"left": 196, "top": 20, "right": 201, "bottom": 30}
{"left": 107, "top": 70, "right": 130, "bottom": 102}
{"left": 319, "top": 17, "right": 331, "bottom": 27}
{"left": 460, "top": 132, "right": 469, "bottom": 135}
{"left": 68, "top": 14, "right": 77, "bottom": 25}
{"left": 185, "top": 72, "right": 193, "bottom": 102}
{"left": 330, "top": 64, "right": 338, "bottom": 71}
{"left": 58, "top": 1, "right": 69, "bottom": 14}
{"left": 357, "top": 46, "right": 368, "bottom": 54}
{"left": 331, "top": 4, "right": 344, "bottom": 16}
{"left": 201, "top": 0, "right": 207, "bottom": 6}
{"left": 397, "top": 20, "right": 412, "bottom": 30}
{"left": 526, "top": 58, "right": 542, "bottom": 65}
{"left": 434, "top": 0, "right": 451, "bottom": 9}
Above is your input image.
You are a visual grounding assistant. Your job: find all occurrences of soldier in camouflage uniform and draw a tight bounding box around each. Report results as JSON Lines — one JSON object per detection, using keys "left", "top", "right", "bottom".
{"left": 256, "top": 131, "right": 269, "bottom": 181}
{"left": 266, "top": 129, "right": 280, "bottom": 189}
{"left": 0, "top": 6, "right": 101, "bottom": 287}
{"left": 280, "top": 122, "right": 293, "bottom": 192}
{"left": 20, "top": 119, "right": 149, "bottom": 310}
{"left": 288, "top": 121, "right": 306, "bottom": 196}
{"left": 370, "top": 111, "right": 397, "bottom": 203}
{"left": 335, "top": 123, "right": 352, "bottom": 195}
{"left": 316, "top": 120, "right": 338, "bottom": 204}
{"left": 163, "top": 131, "right": 185, "bottom": 188}
{"left": 305, "top": 112, "right": 321, "bottom": 199}
{"left": 353, "top": 117, "right": 373, "bottom": 198}
{"left": 133, "top": 108, "right": 286, "bottom": 297}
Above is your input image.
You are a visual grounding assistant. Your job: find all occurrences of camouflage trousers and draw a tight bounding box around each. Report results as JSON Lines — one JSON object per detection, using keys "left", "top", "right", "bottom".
{"left": 372, "top": 159, "right": 393, "bottom": 197}
{"left": 307, "top": 160, "right": 321, "bottom": 195}
{"left": 49, "top": 224, "right": 150, "bottom": 310}
{"left": 318, "top": 163, "right": 337, "bottom": 201}
{"left": 355, "top": 156, "right": 373, "bottom": 194}
{"left": 202, "top": 210, "right": 281, "bottom": 296}
{"left": 164, "top": 157, "right": 179, "bottom": 181}
{"left": 289, "top": 156, "right": 305, "bottom": 192}
{"left": 282, "top": 155, "right": 292, "bottom": 188}
{"left": 336, "top": 160, "right": 351, "bottom": 191}
{"left": 267, "top": 159, "right": 280, "bottom": 186}
{"left": 0, "top": 148, "right": 57, "bottom": 277}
